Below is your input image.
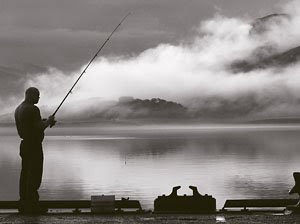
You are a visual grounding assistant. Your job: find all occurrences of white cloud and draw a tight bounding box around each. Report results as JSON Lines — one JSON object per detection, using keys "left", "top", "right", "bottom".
{"left": 20, "top": 0, "right": 300, "bottom": 119}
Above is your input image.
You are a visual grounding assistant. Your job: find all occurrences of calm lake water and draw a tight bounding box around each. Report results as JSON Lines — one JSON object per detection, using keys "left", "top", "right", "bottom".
{"left": 0, "top": 124, "right": 299, "bottom": 209}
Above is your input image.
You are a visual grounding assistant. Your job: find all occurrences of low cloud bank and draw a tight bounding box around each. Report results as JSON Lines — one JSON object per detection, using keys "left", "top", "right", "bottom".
{"left": 4, "top": 0, "right": 300, "bottom": 121}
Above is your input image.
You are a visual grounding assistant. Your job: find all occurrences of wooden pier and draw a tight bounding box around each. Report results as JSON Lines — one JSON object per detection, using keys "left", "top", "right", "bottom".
{"left": 0, "top": 199, "right": 142, "bottom": 213}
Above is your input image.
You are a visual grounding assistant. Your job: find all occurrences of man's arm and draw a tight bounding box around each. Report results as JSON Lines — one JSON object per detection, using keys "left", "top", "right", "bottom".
{"left": 33, "top": 106, "right": 56, "bottom": 130}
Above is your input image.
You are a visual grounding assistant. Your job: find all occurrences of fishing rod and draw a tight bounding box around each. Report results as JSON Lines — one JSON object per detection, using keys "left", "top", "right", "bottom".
{"left": 51, "top": 12, "right": 131, "bottom": 118}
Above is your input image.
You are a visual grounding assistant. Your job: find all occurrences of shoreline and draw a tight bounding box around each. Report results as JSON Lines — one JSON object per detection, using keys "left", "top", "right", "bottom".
{"left": 1, "top": 212, "right": 300, "bottom": 224}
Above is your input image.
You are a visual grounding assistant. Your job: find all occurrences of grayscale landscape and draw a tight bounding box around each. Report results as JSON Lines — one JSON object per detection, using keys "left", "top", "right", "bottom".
{"left": 1, "top": 0, "right": 300, "bottom": 218}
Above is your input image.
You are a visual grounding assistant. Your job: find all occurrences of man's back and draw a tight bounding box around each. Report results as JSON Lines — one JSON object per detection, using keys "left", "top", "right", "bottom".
{"left": 15, "top": 101, "right": 44, "bottom": 143}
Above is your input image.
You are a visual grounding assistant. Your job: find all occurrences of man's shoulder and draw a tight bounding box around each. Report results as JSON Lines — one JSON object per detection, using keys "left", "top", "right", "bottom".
{"left": 16, "top": 102, "right": 40, "bottom": 115}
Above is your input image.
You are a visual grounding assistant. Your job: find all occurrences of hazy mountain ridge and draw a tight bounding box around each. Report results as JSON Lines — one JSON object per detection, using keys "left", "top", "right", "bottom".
{"left": 231, "top": 45, "right": 300, "bottom": 73}
{"left": 0, "top": 63, "right": 49, "bottom": 99}
{"left": 231, "top": 14, "right": 300, "bottom": 73}
{"left": 88, "top": 97, "right": 188, "bottom": 120}
{"left": 2, "top": 95, "right": 300, "bottom": 125}
{"left": 0, "top": 97, "right": 188, "bottom": 124}
{"left": 187, "top": 94, "right": 270, "bottom": 119}
{"left": 250, "top": 13, "right": 290, "bottom": 36}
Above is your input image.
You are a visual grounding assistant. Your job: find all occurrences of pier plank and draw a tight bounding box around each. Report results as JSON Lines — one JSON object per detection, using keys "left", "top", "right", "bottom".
{"left": 222, "top": 199, "right": 298, "bottom": 211}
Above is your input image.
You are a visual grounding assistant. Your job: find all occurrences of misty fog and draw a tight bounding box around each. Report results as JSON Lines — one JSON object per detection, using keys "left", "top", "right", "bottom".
{"left": 2, "top": 0, "right": 300, "bottom": 122}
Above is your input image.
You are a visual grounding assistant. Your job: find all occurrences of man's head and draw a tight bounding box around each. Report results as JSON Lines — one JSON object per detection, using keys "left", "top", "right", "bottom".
{"left": 25, "top": 87, "right": 40, "bottom": 104}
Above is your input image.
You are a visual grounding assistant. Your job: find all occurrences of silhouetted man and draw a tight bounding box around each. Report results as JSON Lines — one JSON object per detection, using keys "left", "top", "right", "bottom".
{"left": 15, "top": 87, "right": 56, "bottom": 213}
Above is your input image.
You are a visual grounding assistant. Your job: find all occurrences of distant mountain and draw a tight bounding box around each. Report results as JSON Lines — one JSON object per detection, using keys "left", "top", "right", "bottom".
{"left": 0, "top": 63, "right": 49, "bottom": 97}
{"left": 231, "top": 46, "right": 300, "bottom": 72}
{"left": 231, "top": 13, "right": 300, "bottom": 73}
{"left": 250, "top": 13, "right": 290, "bottom": 36}
{"left": 187, "top": 94, "right": 269, "bottom": 119}
{"left": 96, "top": 97, "right": 188, "bottom": 120}
{"left": 0, "top": 97, "right": 188, "bottom": 124}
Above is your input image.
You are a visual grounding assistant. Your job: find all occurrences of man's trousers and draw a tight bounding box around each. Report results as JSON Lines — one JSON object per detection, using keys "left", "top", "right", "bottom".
{"left": 19, "top": 140, "right": 43, "bottom": 205}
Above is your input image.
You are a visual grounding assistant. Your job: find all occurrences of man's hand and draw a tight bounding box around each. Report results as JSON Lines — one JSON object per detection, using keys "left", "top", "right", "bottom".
{"left": 48, "top": 115, "right": 57, "bottom": 128}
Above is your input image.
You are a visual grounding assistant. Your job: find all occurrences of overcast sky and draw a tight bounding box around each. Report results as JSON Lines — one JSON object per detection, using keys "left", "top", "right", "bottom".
{"left": 0, "top": 0, "right": 282, "bottom": 71}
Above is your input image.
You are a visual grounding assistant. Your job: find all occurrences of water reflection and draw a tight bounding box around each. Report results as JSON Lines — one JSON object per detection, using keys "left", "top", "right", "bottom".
{"left": 0, "top": 125, "right": 299, "bottom": 209}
